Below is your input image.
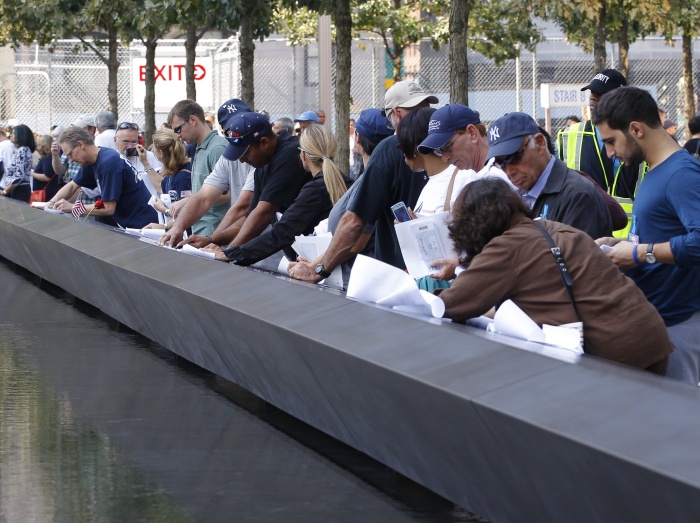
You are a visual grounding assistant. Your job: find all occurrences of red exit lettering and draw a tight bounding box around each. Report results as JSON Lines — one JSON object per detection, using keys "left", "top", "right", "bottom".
{"left": 139, "top": 64, "right": 207, "bottom": 82}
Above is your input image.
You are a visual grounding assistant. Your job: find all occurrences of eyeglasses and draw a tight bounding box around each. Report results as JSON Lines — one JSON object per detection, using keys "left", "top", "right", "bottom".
{"left": 294, "top": 128, "right": 302, "bottom": 135}
{"left": 494, "top": 136, "right": 532, "bottom": 169}
{"left": 117, "top": 122, "right": 139, "bottom": 131}
{"left": 432, "top": 135, "right": 459, "bottom": 157}
{"left": 66, "top": 145, "right": 76, "bottom": 160}
{"left": 173, "top": 119, "right": 190, "bottom": 134}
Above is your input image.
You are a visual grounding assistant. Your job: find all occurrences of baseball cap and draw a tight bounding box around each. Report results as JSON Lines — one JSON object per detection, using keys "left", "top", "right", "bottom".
{"left": 417, "top": 104, "right": 481, "bottom": 155}
{"left": 485, "top": 112, "right": 540, "bottom": 161}
{"left": 663, "top": 120, "right": 677, "bottom": 130}
{"left": 354, "top": 109, "right": 394, "bottom": 144}
{"left": 217, "top": 99, "right": 251, "bottom": 130}
{"left": 72, "top": 114, "right": 96, "bottom": 128}
{"left": 294, "top": 111, "right": 320, "bottom": 123}
{"left": 581, "top": 69, "right": 627, "bottom": 95}
{"left": 222, "top": 112, "right": 272, "bottom": 161}
{"left": 382, "top": 80, "right": 438, "bottom": 116}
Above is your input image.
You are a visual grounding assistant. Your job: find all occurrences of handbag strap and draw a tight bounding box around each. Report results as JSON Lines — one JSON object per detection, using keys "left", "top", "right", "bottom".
{"left": 443, "top": 167, "right": 460, "bottom": 212}
{"left": 533, "top": 221, "right": 582, "bottom": 323}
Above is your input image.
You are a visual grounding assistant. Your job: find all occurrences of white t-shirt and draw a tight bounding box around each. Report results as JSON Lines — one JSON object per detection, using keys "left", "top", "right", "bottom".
{"left": 0, "top": 139, "right": 17, "bottom": 189}
{"left": 124, "top": 152, "right": 163, "bottom": 197}
{"left": 95, "top": 129, "right": 118, "bottom": 150}
{"left": 203, "top": 156, "right": 255, "bottom": 205}
{"left": 415, "top": 161, "right": 516, "bottom": 216}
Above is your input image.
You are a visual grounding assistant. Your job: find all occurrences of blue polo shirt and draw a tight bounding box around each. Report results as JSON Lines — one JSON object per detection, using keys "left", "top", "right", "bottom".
{"left": 74, "top": 147, "right": 157, "bottom": 229}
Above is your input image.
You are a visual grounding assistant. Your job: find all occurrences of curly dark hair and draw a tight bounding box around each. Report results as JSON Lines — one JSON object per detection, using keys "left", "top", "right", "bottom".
{"left": 449, "top": 177, "right": 533, "bottom": 263}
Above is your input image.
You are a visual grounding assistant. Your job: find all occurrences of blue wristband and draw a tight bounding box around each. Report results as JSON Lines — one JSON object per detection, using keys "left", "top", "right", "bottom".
{"left": 631, "top": 244, "right": 640, "bottom": 265}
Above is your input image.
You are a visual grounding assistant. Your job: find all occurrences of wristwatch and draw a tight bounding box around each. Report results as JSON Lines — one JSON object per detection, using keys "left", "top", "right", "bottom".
{"left": 314, "top": 263, "right": 332, "bottom": 278}
{"left": 645, "top": 243, "right": 656, "bottom": 264}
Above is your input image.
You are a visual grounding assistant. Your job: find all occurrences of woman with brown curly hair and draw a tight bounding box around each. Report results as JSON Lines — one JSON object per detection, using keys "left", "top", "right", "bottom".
{"left": 436, "top": 177, "right": 673, "bottom": 375}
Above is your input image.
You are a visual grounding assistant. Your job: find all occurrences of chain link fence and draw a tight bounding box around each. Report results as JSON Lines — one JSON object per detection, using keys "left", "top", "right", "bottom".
{"left": 0, "top": 35, "right": 696, "bottom": 140}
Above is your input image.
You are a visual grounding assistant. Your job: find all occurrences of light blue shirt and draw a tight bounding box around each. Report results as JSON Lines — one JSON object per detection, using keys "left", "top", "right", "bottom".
{"left": 520, "top": 155, "right": 556, "bottom": 212}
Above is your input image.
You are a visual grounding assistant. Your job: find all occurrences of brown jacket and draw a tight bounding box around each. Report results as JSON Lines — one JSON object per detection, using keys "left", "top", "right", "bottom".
{"left": 437, "top": 216, "right": 673, "bottom": 374}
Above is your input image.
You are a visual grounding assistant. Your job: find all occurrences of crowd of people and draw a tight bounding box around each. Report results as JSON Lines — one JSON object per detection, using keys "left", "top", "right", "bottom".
{"left": 1, "top": 68, "right": 698, "bottom": 385}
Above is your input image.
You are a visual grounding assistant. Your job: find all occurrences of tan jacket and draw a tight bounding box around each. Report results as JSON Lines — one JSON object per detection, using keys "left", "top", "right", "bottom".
{"left": 437, "top": 216, "right": 673, "bottom": 373}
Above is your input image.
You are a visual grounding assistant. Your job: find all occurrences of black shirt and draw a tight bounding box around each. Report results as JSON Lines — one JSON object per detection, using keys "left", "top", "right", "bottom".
{"left": 248, "top": 131, "right": 311, "bottom": 214}
{"left": 347, "top": 135, "right": 427, "bottom": 269}
{"left": 225, "top": 173, "right": 353, "bottom": 265}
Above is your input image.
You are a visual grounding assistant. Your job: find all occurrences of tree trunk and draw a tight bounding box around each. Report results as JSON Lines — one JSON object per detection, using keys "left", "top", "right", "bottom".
{"left": 449, "top": 0, "right": 469, "bottom": 105}
{"left": 682, "top": 30, "right": 696, "bottom": 139}
{"left": 185, "top": 26, "right": 198, "bottom": 100}
{"left": 335, "top": 0, "right": 352, "bottom": 174}
{"left": 391, "top": 50, "right": 403, "bottom": 83}
{"left": 593, "top": 2, "right": 607, "bottom": 72}
{"left": 107, "top": 25, "right": 120, "bottom": 120}
{"left": 617, "top": 17, "right": 629, "bottom": 79}
{"left": 239, "top": 14, "right": 256, "bottom": 110}
{"left": 144, "top": 40, "right": 157, "bottom": 147}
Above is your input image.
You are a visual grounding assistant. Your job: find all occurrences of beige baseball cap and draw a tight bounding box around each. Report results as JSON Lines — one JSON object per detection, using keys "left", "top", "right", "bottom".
{"left": 382, "top": 80, "right": 438, "bottom": 115}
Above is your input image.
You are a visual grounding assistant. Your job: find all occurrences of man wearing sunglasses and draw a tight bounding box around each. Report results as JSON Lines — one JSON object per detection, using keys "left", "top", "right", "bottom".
{"left": 114, "top": 122, "right": 163, "bottom": 200}
{"left": 167, "top": 99, "right": 229, "bottom": 237}
{"left": 487, "top": 112, "right": 611, "bottom": 239}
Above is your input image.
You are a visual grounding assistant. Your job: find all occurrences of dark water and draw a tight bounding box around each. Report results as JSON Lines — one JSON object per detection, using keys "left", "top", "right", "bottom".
{"left": 0, "top": 259, "right": 486, "bottom": 523}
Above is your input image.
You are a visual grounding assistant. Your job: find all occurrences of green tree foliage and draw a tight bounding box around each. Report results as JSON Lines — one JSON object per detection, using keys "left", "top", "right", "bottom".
{"left": 173, "top": 0, "right": 245, "bottom": 101}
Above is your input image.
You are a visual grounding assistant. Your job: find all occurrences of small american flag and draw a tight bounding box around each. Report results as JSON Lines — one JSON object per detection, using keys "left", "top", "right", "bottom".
{"left": 72, "top": 198, "right": 87, "bottom": 219}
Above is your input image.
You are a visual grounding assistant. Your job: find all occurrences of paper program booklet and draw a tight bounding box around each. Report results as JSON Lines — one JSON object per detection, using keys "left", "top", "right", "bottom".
{"left": 394, "top": 212, "right": 458, "bottom": 278}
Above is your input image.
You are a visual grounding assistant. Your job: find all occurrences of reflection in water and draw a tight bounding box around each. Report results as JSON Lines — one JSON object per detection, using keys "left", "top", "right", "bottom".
{"left": 0, "top": 259, "right": 486, "bottom": 523}
{"left": 0, "top": 327, "right": 191, "bottom": 523}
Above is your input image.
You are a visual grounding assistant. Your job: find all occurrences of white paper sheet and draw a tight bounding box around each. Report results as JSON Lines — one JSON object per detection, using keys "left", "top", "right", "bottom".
{"left": 43, "top": 207, "right": 67, "bottom": 215}
{"left": 292, "top": 235, "right": 343, "bottom": 289}
{"left": 347, "top": 255, "right": 445, "bottom": 318}
{"left": 489, "top": 299, "right": 545, "bottom": 343}
{"left": 180, "top": 244, "right": 216, "bottom": 259}
{"left": 488, "top": 300, "right": 583, "bottom": 353}
{"left": 394, "top": 212, "right": 458, "bottom": 278}
{"left": 31, "top": 201, "right": 48, "bottom": 208}
{"left": 600, "top": 244, "right": 614, "bottom": 254}
{"left": 124, "top": 227, "right": 166, "bottom": 239}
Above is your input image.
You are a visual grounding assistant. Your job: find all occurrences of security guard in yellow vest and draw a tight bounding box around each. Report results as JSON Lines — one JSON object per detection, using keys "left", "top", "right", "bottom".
{"left": 557, "top": 69, "right": 643, "bottom": 237}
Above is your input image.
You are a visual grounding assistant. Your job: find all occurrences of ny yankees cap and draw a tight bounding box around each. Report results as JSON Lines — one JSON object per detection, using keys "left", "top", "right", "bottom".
{"left": 217, "top": 99, "right": 252, "bottom": 130}
{"left": 222, "top": 112, "right": 272, "bottom": 161}
{"left": 581, "top": 69, "right": 627, "bottom": 95}
{"left": 485, "top": 112, "right": 540, "bottom": 161}
{"left": 417, "top": 104, "right": 481, "bottom": 155}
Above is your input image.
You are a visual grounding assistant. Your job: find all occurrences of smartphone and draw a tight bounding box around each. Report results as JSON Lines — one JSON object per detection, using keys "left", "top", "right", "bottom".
{"left": 125, "top": 147, "right": 138, "bottom": 157}
{"left": 391, "top": 201, "right": 412, "bottom": 223}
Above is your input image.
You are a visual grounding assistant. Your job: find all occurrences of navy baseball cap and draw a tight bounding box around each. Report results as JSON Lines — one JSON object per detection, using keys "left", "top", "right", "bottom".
{"left": 354, "top": 109, "right": 393, "bottom": 144}
{"left": 223, "top": 112, "right": 272, "bottom": 161}
{"left": 217, "top": 99, "right": 252, "bottom": 130}
{"left": 294, "top": 111, "right": 320, "bottom": 123}
{"left": 485, "top": 112, "right": 540, "bottom": 161}
{"left": 417, "top": 104, "right": 481, "bottom": 155}
{"left": 581, "top": 69, "right": 627, "bottom": 95}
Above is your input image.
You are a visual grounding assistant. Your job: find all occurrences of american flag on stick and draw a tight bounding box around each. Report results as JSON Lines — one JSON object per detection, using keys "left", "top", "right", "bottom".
{"left": 72, "top": 198, "right": 87, "bottom": 219}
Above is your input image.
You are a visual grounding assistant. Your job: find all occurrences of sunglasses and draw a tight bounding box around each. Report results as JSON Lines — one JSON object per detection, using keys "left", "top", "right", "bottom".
{"left": 173, "top": 119, "right": 191, "bottom": 134}
{"left": 118, "top": 122, "right": 139, "bottom": 131}
{"left": 432, "top": 134, "right": 459, "bottom": 157}
{"left": 494, "top": 136, "right": 532, "bottom": 169}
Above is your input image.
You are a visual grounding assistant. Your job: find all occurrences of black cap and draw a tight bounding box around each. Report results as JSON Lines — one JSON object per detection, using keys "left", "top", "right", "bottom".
{"left": 581, "top": 69, "right": 627, "bottom": 95}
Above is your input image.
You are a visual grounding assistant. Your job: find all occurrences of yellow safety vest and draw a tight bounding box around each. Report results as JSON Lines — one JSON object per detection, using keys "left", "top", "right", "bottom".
{"left": 557, "top": 122, "right": 646, "bottom": 238}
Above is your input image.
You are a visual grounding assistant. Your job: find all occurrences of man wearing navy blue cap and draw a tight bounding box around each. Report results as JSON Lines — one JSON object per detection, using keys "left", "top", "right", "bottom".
{"left": 487, "top": 112, "right": 611, "bottom": 239}
{"left": 161, "top": 98, "right": 256, "bottom": 248}
{"left": 294, "top": 111, "right": 320, "bottom": 133}
{"left": 416, "top": 104, "right": 509, "bottom": 181}
{"left": 198, "top": 110, "right": 310, "bottom": 254}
